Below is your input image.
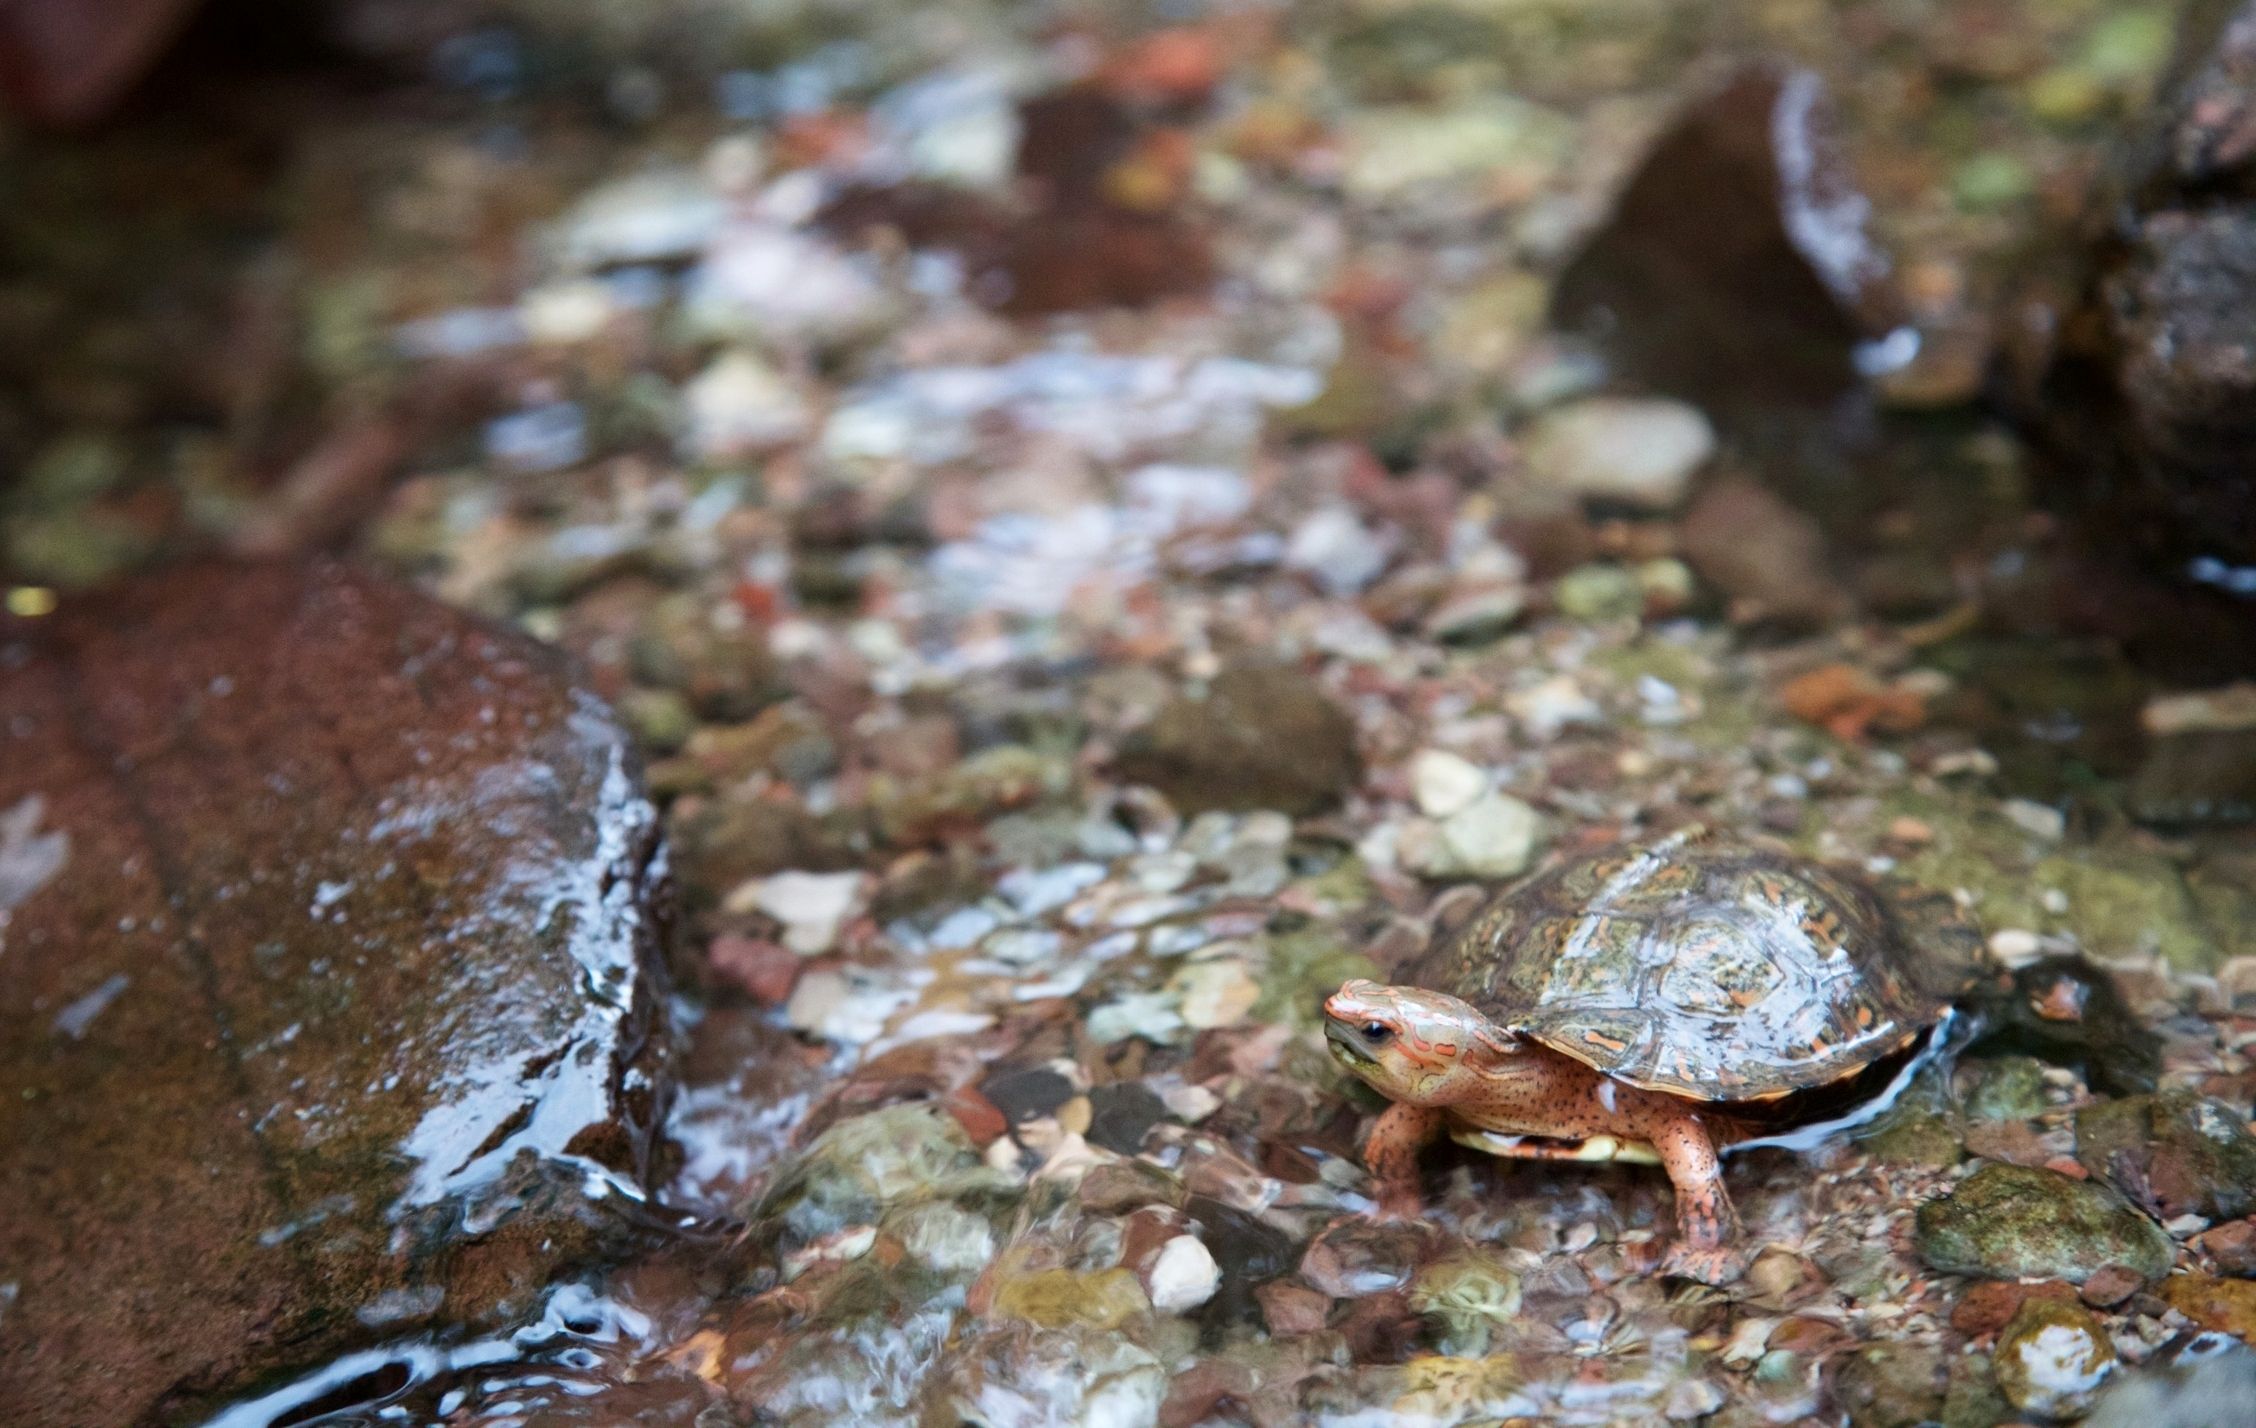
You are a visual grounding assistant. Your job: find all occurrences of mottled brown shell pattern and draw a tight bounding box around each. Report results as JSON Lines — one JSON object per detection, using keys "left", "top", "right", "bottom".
{"left": 1407, "top": 827, "right": 1983, "bottom": 1101}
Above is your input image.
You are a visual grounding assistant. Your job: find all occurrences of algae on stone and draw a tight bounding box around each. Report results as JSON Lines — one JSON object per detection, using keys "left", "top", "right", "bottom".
{"left": 1858, "top": 1066, "right": 1965, "bottom": 1168}
{"left": 1408, "top": 1248, "right": 1525, "bottom": 1356}
{"left": 1914, "top": 1163, "right": 2172, "bottom": 1285}
{"left": 2031, "top": 851, "right": 2217, "bottom": 971}
{"left": 1941, "top": 1353, "right": 2013, "bottom": 1428}
{"left": 1962, "top": 1056, "right": 2051, "bottom": 1122}
{"left": 753, "top": 1103, "right": 1020, "bottom": 1249}
{"left": 1250, "top": 923, "right": 1382, "bottom": 1031}
{"left": 1882, "top": 792, "right": 2225, "bottom": 971}
{"left": 1862, "top": 1105, "right": 1967, "bottom": 1169}
{"left": 1993, "top": 1298, "right": 2116, "bottom": 1421}
{"left": 2156, "top": 1274, "right": 2256, "bottom": 1341}
{"left": 989, "top": 1266, "right": 1151, "bottom": 1331}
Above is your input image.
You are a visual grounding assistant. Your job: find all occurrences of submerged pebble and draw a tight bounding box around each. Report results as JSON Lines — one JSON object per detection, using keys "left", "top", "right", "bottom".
{"left": 1994, "top": 1297, "right": 2117, "bottom": 1420}
{"left": 1114, "top": 663, "right": 1362, "bottom": 816}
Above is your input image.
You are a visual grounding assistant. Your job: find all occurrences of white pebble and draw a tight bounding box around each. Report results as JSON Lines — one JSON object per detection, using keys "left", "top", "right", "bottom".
{"left": 754, "top": 869, "right": 865, "bottom": 954}
{"left": 1988, "top": 929, "right": 2044, "bottom": 968}
{"left": 1523, "top": 397, "right": 1716, "bottom": 511}
{"left": 1435, "top": 793, "right": 1544, "bottom": 878}
{"left": 520, "top": 279, "right": 617, "bottom": 345}
{"left": 1509, "top": 675, "right": 1603, "bottom": 741}
{"left": 2010, "top": 1322, "right": 2113, "bottom": 1417}
{"left": 1410, "top": 748, "right": 1489, "bottom": 818}
{"left": 1173, "top": 959, "right": 1262, "bottom": 1030}
{"left": 1160, "top": 1084, "right": 1223, "bottom": 1123}
{"left": 1146, "top": 1235, "right": 1221, "bottom": 1313}
{"left": 552, "top": 168, "right": 726, "bottom": 270}
{"left": 1285, "top": 507, "right": 1391, "bottom": 595}
{"left": 2003, "top": 798, "right": 2067, "bottom": 842}
{"left": 682, "top": 349, "right": 809, "bottom": 458}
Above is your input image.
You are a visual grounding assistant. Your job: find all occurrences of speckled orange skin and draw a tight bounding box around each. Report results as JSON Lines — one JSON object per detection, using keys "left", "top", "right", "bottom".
{"left": 1325, "top": 978, "right": 1753, "bottom": 1283}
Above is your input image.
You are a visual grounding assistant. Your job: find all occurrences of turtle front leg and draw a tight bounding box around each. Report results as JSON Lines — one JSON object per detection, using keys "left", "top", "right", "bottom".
{"left": 1363, "top": 1101, "right": 1444, "bottom": 1219}
{"left": 1650, "top": 1112, "right": 1745, "bottom": 1285}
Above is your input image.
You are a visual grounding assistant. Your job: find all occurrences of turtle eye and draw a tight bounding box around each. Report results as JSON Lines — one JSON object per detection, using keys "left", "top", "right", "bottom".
{"left": 1361, "top": 1021, "right": 1393, "bottom": 1045}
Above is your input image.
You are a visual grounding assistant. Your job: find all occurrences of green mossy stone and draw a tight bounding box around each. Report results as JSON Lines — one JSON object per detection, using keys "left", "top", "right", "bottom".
{"left": 1251, "top": 924, "right": 1380, "bottom": 1032}
{"left": 1915, "top": 1163, "right": 2172, "bottom": 1285}
{"left": 990, "top": 1266, "right": 1151, "bottom": 1330}
{"left": 1861, "top": 1067, "right": 1966, "bottom": 1168}
{"left": 1964, "top": 1056, "right": 2051, "bottom": 1123}
{"left": 1864, "top": 1107, "right": 1967, "bottom": 1168}
{"left": 1553, "top": 563, "right": 1644, "bottom": 622}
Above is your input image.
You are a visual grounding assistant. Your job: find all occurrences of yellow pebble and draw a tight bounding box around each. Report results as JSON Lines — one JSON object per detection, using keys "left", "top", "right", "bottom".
{"left": 6, "top": 586, "right": 57, "bottom": 617}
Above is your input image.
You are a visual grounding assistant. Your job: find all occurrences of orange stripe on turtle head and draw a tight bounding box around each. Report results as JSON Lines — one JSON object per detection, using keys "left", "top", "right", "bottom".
{"left": 1395, "top": 1016, "right": 1457, "bottom": 1069}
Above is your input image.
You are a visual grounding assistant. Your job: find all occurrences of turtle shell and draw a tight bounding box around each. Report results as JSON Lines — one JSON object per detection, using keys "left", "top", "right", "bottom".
{"left": 1407, "top": 826, "right": 1984, "bottom": 1101}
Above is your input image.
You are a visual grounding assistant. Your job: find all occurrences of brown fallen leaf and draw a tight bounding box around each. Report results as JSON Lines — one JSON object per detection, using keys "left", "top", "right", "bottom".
{"left": 1779, "top": 663, "right": 1926, "bottom": 741}
{"left": 2159, "top": 1273, "right": 2256, "bottom": 1340}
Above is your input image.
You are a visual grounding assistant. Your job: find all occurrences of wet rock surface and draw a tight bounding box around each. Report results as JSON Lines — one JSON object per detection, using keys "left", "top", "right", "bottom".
{"left": 0, "top": 0, "right": 204, "bottom": 125}
{"left": 0, "top": 561, "right": 670, "bottom": 1425}
{"left": 2157, "top": 1273, "right": 2256, "bottom": 1340}
{"left": 1971, "top": 956, "right": 2164, "bottom": 1096}
{"left": 1832, "top": 1340, "right": 1947, "bottom": 1428}
{"left": 1681, "top": 474, "right": 1855, "bottom": 628}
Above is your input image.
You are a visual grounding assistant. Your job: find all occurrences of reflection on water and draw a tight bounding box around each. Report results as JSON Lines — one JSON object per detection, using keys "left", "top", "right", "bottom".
{"left": 200, "top": 1285, "right": 661, "bottom": 1428}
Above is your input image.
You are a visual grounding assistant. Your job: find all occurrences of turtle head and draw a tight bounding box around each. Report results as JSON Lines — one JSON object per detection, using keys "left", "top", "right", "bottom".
{"left": 1322, "top": 978, "right": 1518, "bottom": 1105}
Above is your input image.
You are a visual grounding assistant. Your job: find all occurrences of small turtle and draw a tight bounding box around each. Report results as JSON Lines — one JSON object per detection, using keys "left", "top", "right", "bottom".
{"left": 1324, "top": 826, "right": 1984, "bottom": 1283}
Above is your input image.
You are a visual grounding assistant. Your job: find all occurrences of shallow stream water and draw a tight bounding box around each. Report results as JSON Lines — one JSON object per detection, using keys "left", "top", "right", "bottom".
{"left": 7, "top": 2, "right": 2256, "bottom": 1426}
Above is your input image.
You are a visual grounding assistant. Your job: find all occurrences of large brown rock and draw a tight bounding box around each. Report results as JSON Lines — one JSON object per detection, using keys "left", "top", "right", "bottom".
{"left": 1550, "top": 68, "right": 1902, "bottom": 414}
{"left": 2020, "top": 0, "right": 2256, "bottom": 573}
{"left": 0, "top": 561, "right": 672, "bottom": 1426}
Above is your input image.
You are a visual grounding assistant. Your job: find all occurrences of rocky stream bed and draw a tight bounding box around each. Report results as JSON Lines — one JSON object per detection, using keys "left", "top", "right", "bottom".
{"left": 5, "top": 1, "right": 2256, "bottom": 1425}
